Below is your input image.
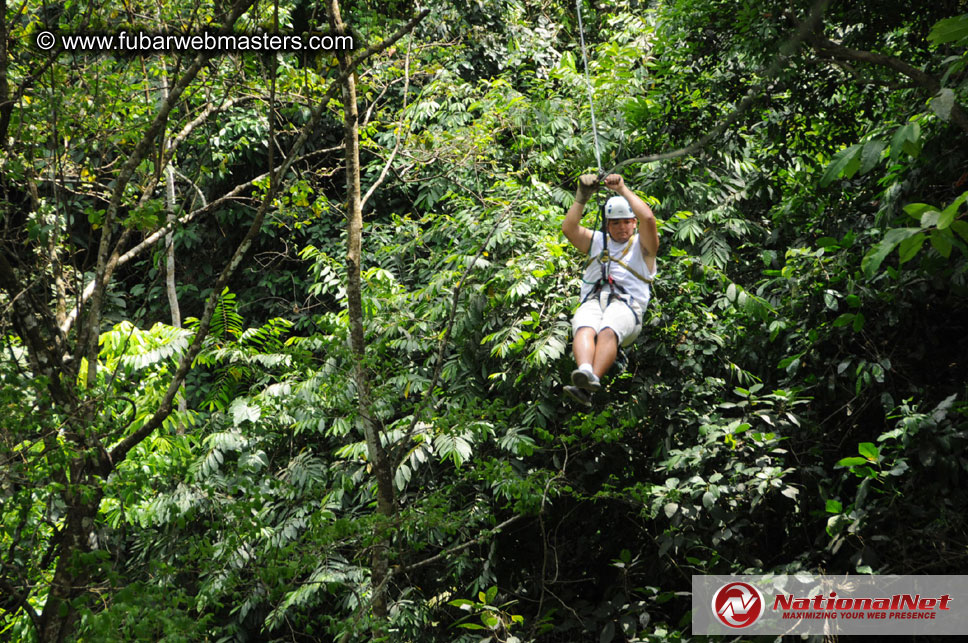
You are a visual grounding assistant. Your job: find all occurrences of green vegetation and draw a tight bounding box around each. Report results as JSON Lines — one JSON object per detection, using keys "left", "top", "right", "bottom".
{"left": 2, "top": 0, "right": 967, "bottom": 641}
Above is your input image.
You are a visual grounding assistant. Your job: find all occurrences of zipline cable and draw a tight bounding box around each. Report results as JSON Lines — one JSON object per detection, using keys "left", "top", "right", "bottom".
{"left": 575, "top": 0, "right": 611, "bottom": 284}
{"left": 575, "top": 0, "right": 603, "bottom": 177}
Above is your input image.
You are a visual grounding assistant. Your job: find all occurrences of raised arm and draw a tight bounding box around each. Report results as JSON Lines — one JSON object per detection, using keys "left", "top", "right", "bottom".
{"left": 561, "top": 174, "right": 598, "bottom": 254}
{"left": 603, "top": 174, "right": 659, "bottom": 271}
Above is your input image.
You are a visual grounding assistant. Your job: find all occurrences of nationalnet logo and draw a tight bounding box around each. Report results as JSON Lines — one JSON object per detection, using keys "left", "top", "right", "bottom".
{"left": 711, "top": 581, "right": 765, "bottom": 628}
{"left": 772, "top": 590, "right": 952, "bottom": 621}
{"left": 694, "top": 575, "right": 966, "bottom": 635}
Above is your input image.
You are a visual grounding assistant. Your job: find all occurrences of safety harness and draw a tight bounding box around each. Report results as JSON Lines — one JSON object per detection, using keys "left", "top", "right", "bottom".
{"left": 581, "top": 233, "right": 653, "bottom": 327}
{"left": 584, "top": 236, "right": 654, "bottom": 290}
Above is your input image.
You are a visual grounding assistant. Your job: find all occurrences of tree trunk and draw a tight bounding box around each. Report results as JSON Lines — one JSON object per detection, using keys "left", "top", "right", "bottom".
{"left": 158, "top": 50, "right": 188, "bottom": 431}
{"left": 328, "top": 0, "right": 397, "bottom": 625}
{"left": 38, "top": 480, "right": 105, "bottom": 643}
{"left": 0, "top": 0, "right": 11, "bottom": 147}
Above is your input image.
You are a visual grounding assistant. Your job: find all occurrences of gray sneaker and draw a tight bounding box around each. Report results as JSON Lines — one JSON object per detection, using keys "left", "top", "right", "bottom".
{"left": 571, "top": 368, "right": 601, "bottom": 392}
{"left": 563, "top": 385, "right": 592, "bottom": 406}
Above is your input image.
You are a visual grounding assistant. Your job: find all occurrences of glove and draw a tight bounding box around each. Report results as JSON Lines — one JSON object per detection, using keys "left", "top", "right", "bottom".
{"left": 575, "top": 174, "right": 599, "bottom": 204}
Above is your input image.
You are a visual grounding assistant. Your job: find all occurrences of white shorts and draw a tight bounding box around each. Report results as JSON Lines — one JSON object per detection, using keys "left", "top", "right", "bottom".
{"left": 572, "top": 292, "right": 643, "bottom": 347}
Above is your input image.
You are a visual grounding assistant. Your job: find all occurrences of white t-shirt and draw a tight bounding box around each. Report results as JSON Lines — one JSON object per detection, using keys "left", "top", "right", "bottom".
{"left": 579, "top": 231, "right": 656, "bottom": 306}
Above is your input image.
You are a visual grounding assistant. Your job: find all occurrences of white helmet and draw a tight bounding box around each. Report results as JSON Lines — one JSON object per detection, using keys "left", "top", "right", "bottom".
{"left": 605, "top": 196, "right": 633, "bottom": 219}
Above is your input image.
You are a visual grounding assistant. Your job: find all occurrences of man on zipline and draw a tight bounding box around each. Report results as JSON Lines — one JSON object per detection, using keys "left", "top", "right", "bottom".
{"left": 561, "top": 173, "right": 659, "bottom": 406}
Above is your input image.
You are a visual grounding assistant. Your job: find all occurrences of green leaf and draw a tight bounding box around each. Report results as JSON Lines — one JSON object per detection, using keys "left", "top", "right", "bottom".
{"left": 821, "top": 144, "right": 863, "bottom": 186}
{"left": 817, "top": 236, "right": 840, "bottom": 248}
{"left": 937, "top": 208, "right": 957, "bottom": 231}
{"left": 837, "top": 457, "right": 868, "bottom": 467}
{"left": 898, "top": 232, "right": 926, "bottom": 264}
{"left": 930, "top": 230, "right": 953, "bottom": 258}
{"left": 861, "top": 227, "right": 921, "bottom": 277}
{"left": 902, "top": 139, "right": 921, "bottom": 158}
{"left": 843, "top": 151, "right": 862, "bottom": 179}
{"left": 904, "top": 203, "right": 935, "bottom": 221}
{"left": 938, "top": 191, "right": 967, "bottom": 229}
{"left": 931, "top": 88, "right": 956, "bottom": 121}
{"left": 920, "top": 211, "right": 941, "bottom": 228}
{"left": 600, "top": 621, "right": 616, "bottom": 643}
{"left": 230, "top": 399, "right": 261, "bottom": 426}
{"left": 858, "top": 442, "right": 879, "bottom": 460}
{"left": 833, "top": 313, "right": 854, "bottom": 328}
{"left": 891, "top": 122, "right": 920, "bottom": 161}
{"left": 826, "top": 499, "right": 843, "bottom": 513}
{"left": 485, "top": 586, "right": 498, "bottom": 604}
{"left": 823, "top": 290, "right": 839, "bottom": 310}
{"left": 852, "top": 312, "right": 866, "bottom": 332}
{"left": 859, "top": 140, "right": 886, "bottom": 174}
{"left": 951, "top": 220, "right": 968, "bottom": 244}
{"left": 928, "top": 15, "right": 968, "bottom": 45}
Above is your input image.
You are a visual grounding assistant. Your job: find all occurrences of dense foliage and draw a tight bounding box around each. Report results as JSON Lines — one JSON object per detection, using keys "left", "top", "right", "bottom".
{"left": 2, "top": 0, "right": 968, "bottom": 641}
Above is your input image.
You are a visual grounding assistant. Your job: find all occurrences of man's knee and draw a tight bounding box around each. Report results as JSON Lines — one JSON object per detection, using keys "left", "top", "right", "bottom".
{"left": 598, "top": 327, "right": 619, "bottom": 343}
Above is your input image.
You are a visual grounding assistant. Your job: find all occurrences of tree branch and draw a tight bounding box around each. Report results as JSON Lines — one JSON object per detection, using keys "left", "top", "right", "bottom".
{"left": 392, "top": 199, "right": 513, "bottom": 469}
{"left": 0, "top": 252, "right": 72, "bottom": 406}
{"left": 77, "top": 0, "right": 258, "bottom": 387}
{"left": 807, "top": 34, "right": 968, "bottom": 135}
{"left": 610, "top": 0, "right": 832, "bottom": 172}
{"left": 0, "top": 576, "right": 40, "bottom": 635}
{"left": 58, "top": 145, "right": 342, "bottom": 336}
{"left": 361, "top": 37, "right": 413, "bottom": 209}
{"left": 336, "top": 513, "right": 527, "bottom": 643}
{"left": 398, "top": 514, "right": 525, "bottom": 574}
{"left": 109, "top": 8, "right": 430, "bottom": 466}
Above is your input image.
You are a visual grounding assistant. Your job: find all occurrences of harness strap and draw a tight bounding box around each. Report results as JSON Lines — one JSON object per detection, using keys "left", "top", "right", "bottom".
{"left": 585, "top": 237, "right": 632, "bottom": 270}
{"left": 579, "top": 288, "right": 642, "bottom": 326}
{"left": 610, "top": 257, "right": 654, "bottom": 285}
{"left": 584, "top": 237, "right": 654, "bottom": 286}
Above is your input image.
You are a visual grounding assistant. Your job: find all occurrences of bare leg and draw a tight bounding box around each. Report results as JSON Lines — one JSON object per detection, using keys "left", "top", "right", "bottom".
{"left": 592, "top": 328, "right": 619, "bottom": 378}
{"left": 573, "top": 326, "right": 597, "bottom": 367}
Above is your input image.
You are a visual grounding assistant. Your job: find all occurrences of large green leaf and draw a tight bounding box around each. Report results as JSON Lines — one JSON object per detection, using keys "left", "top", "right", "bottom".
{"left": 858, "top": 442, "right": 880, "bottom": 460}
{"left": 951, "top": 220, "right": 968, "bottom": 244}
{"left": 928, "top": 14, "right": 968, "bottom": 45}
{"left": 903, "top": 203, "right": 936, "bottom": 221}
{"left": 938, "top": 191, "right": 968, "bottom": 230}
{"left": 861, "top": 228, "right": 922, "bottom": 276}
{"left": 898, "top": 232, "right": 926, "bottom": 264}
{"left": 820, "top": 144, "right": 863, "bottom": 186}
{"left": 859, "top": 140, "right": 887, "bottom": 174}
{"left": 890, "top": 122, "right": 921, "bottom": 161}
{"left": 930, "top": 230, "right": 953, "bottom": 258}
